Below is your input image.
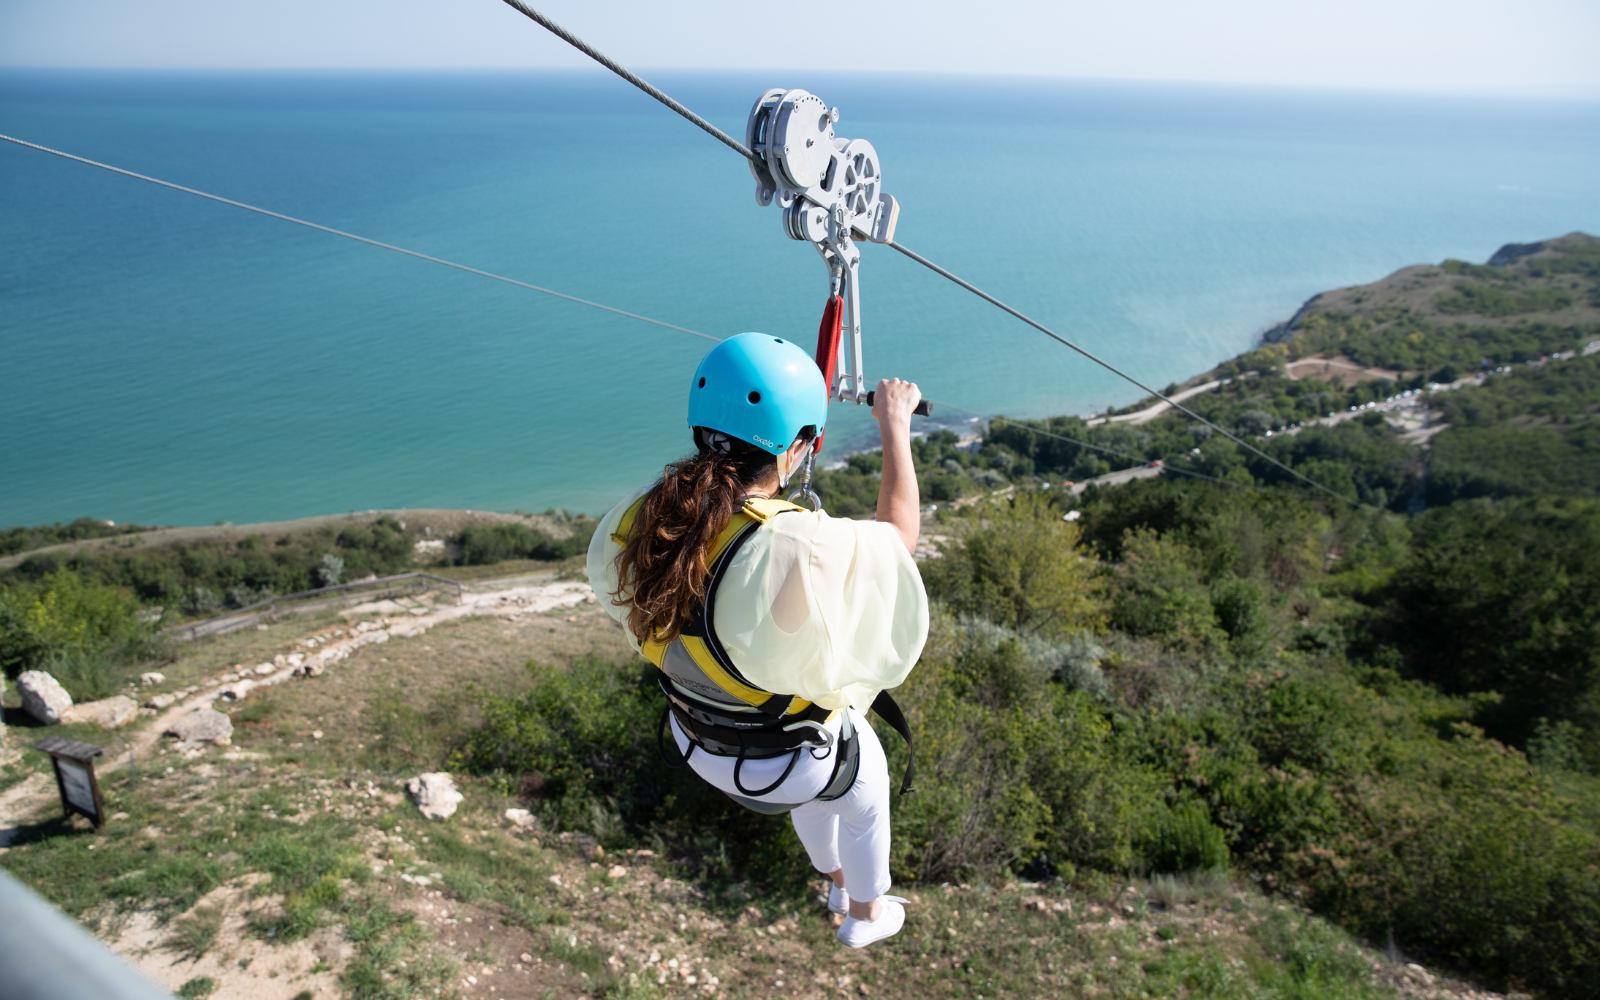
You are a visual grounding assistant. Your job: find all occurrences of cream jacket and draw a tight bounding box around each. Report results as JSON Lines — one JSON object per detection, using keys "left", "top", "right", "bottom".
{"left": 587, "top": 484, "right": 929, "bottom": 711}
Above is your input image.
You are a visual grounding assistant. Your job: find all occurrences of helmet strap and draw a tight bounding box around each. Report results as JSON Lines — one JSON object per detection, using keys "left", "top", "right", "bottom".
{"left": 777, "top": 436, "right": 816, "bottom": 492}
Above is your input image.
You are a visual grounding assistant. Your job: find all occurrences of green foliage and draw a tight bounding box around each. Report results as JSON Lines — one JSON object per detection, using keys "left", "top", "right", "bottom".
{"left": 244, "top": 830, "right": 370, "bottom": 943}
{"left": 921, "top": 492, "right": 1103, "bottom": 637}
{"left": 177, "top": 978, "right": 218, "bottom": 1000}
{"left": 1140, "top": 800, "right": 1230, "bottom": 873}
{"left": 453, "top": 521, "right": 595, "bottom": 566}
{"left": 1436, "top": 282, "right": 1576, "bottom": 317}
{"left": 1107, "top": 529, "right": 1223, "bottom": 645}
{"left": 2, "top": 516, "right": 419, "bottom": 616}
{"left": 458, "top": 655, "right": 815, "bottom": 888}
{"left": 0, "top": 517, "right": 159, "bottom": 557}
{"left": 1211, "top": 578, "right": 1266, "bottom": 640}
{"left": 1528, "top": 717, "right": 1589, "bottom": 773}
{"left": 1385, "top": 497, "right": 1600, "bottom": 765}
{"left": 1426, "top": 355, "right": 1600, "bottom": 504}
{"left": 0, "top": 570, "right": 159, "bottom": 698}
{"left": 886, "top": 614, "right": 1149, "bottom": 880}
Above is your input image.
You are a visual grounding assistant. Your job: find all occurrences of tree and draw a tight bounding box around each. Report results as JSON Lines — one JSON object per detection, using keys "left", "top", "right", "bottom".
{"left": 923, "top": 492, "right": 1102, "bottom": 636}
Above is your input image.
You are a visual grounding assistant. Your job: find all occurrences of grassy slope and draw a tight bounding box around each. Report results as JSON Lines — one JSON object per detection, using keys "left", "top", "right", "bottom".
{"left": 1, "top": 601, "right": 1501, "bottom": 1000}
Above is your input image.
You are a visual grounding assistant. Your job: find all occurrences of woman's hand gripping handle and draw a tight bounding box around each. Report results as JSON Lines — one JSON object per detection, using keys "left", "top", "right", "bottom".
{"left": 872, "top": 378, "right": 923, "bottom": 555}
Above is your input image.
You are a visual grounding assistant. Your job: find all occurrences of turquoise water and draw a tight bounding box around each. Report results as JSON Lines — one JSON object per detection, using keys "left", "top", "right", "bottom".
{"left": 3, "top": 70, "right": 1598, "bottom": 526}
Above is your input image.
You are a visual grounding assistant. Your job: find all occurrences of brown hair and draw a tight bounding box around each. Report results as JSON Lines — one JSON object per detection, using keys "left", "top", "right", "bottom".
{"left": 613, "top": 426, "right": 813, "bottom": 645}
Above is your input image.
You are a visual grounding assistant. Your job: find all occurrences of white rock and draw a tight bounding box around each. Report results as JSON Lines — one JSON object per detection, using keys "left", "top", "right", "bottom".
{"left": 406, "top": 772, "right": 464, "bottom": 821}
{"left": 74, "top": 696, "right": 139, "bottom": 729}
{"left": 356, "top": 621, "right": 377, "bottom": 633}
{"left": 505, "top": 808, "right": 542, "bottom": 831}
{"left": 17, "top": 671, "right": 75, "bottom": 725}
{"left": 167, "top": 708, "right": 233, "bottom": 746}
{"left": 139, "top": 672, "right": 166, "bottom": 686}
{"left": 220, "top": 679, "right": 256, "bottom": 701}
{"left": 146, "top": 693, "right": 177, "bottom": 710}
{"left": 253, "top": 663, "right": 275, "bottom": 676}
{"left": 287, "top": 653, "right": 305, "bottom": 667}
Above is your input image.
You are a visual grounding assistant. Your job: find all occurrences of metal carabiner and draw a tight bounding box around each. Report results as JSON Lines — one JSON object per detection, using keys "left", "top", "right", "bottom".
{"left": 786, "top": 450, "right": 822, "bottom": 512}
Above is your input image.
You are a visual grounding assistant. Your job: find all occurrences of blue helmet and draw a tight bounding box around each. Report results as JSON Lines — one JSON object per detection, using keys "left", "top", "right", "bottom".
{"left": 688, "top": 333, "right": 828, "bottom": 455}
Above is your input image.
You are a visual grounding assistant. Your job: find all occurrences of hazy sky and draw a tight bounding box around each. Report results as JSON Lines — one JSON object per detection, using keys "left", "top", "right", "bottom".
{"left": 2, "top": 0, "right": 1597, "bottom": 95}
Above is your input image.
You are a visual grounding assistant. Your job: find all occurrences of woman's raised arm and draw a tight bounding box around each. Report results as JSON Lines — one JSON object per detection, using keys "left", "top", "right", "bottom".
{"left": 871, "top": 377, "right": 922, "bottom": 554}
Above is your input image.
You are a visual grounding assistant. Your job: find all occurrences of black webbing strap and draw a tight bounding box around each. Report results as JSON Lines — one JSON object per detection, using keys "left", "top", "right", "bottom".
{"left": 871, "top": 690, "right": 916, "bottom": 795}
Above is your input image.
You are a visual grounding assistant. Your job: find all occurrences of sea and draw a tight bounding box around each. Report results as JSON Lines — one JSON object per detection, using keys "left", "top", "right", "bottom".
{"left": 3, "top": 70, "right": 1598, "bottom": 527}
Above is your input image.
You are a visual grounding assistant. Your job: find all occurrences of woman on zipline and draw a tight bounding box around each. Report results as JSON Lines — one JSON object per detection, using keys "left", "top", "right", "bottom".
{"left": 587, "top": 332, "right": 928, "bottom": 948}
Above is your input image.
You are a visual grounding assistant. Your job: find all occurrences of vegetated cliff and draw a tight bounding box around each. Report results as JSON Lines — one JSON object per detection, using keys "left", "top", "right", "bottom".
{"left": 1263, "top": 231, "right": 1600, "bottom": 342}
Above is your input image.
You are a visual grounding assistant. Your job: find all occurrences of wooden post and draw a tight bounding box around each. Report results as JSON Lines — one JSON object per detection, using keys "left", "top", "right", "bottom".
{"left": 30, "top": 737, "right": 107, "bottom": 829}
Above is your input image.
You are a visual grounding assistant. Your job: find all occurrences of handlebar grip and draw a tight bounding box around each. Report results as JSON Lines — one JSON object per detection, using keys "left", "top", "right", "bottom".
{"left": 864, "top": 390, "right": 933, "bottom": 416}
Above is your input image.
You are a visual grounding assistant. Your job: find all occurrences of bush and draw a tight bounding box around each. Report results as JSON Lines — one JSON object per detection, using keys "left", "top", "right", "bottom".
{"left": 0, "top": 571, "right": 159, "bottom": 698}
{"left": 922, "top": 492, "right": 1103, "bottom": 637}
{"left": 1211, "top": 578, "right": 1266, "bottom": 640}
{"left": 454, "top": 523, "right": 595, "bottom": 566}
{"left": 1139, "top": 800, "right": 1230, "bottom": 873}
{"left": 458, "top": 656, "right": 815, "bottom": 888}
{"left": 1106, "top": 529, "right": 1223, "bottom": 645}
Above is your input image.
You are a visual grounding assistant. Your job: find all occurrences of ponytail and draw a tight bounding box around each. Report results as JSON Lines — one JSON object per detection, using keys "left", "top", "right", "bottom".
{"left": 614, "top": 425, "right": 813, "bottom": 645}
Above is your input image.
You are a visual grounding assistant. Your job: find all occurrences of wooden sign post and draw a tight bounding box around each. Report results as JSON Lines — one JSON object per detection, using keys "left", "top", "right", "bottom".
{"left": 30, "top": 737, "right": 107, "bottom": 829}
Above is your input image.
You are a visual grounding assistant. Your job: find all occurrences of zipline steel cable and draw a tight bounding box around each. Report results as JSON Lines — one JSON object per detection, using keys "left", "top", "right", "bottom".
{"left": 499, "top": 2, "right": 1360, "bottom": 508}
{"left": 5, "top": 132, "right": 1320, "bottom": 504}
{"left": 0, "top": 133, "right": 717, "bottom": 343}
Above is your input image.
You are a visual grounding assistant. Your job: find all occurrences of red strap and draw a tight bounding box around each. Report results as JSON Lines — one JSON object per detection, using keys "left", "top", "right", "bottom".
{"left": 813, "top": 295, "right": 843, "bottom": 453}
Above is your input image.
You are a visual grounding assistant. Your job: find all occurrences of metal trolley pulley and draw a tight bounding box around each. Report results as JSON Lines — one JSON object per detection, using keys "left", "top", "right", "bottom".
{"left": 746, "top": 88, "right": 900, "bottom": 407}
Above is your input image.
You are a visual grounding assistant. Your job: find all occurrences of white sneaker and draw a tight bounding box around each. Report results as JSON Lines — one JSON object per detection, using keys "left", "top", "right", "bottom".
{"left": 827, "top": 885, "right": 848, "bottom": 916}
{"left": 836, "top": 895, "right": 907, "bottom": 948}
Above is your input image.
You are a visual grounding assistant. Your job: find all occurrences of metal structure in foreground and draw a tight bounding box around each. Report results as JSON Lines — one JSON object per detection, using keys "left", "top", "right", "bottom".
{"left": 0, "top": 868, "right": 174, "bottom": 1000}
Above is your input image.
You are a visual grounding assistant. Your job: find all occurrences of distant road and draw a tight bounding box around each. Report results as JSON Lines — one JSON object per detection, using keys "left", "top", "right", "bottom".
{"left": 1086, "top": 378, "right": 1231, "bottom": 427}
{"left": 1069, "top": 463, "right": 1164, "bottom": 495}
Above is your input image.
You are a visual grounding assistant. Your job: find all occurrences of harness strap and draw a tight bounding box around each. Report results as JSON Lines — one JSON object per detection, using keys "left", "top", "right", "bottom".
{"left": 871, "top": 690, "right": 917, "bottom": 795}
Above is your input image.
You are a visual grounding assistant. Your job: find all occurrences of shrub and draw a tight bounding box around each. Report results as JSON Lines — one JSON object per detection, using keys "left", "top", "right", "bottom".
{"left": 0, "top": 571, "right": 158, "bottom": 698}
{"left": 922, "top": 492, "right": 1103, "bottom": 636}
{"left": 1106, "top": 529, "right": 1222, "bottom": 645}
{"left": 453, "top": 523, "right": 596, "bottom": 566}
{"left": 1139, "top": 800, "right": 1230, "bottom": 874}
{"left": 1211, "top": 577, "right": 1266, "bottom": 640}
{"left": 317, "top": 553, "right": 344, "bottom": 587}
{"left": 886, "top": 614, "right": 1152, "bottom": 880}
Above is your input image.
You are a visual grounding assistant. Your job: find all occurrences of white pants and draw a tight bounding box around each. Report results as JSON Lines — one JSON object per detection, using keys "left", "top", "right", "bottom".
{"left": 674, "top": 707, "right": 894, "bottom": 904}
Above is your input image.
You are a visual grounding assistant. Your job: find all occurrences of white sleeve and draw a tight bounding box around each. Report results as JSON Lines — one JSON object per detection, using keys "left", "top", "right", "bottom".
{"left": 712, "top": 510, "right": 929, "bottom": 712}
{"left": 586, "top": 483, "right": 655, "bottom": 655}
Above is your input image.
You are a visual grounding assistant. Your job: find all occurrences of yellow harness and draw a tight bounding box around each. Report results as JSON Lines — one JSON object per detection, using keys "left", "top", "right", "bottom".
{"left": 613, "top": 495, "right": 832, "bottom": 721}
{"left": 613, "top": 491, "right": 915, "bottom": 807}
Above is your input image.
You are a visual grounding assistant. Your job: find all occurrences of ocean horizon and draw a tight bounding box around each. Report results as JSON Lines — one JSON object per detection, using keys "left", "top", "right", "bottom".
{"left": 3, "top": 69, "right": 1598, "bottom": 526}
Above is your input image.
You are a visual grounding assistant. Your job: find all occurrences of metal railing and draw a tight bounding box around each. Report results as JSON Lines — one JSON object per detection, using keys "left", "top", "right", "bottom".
{"left": 160, "top": 571, "right": 465, "bottom": 642}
